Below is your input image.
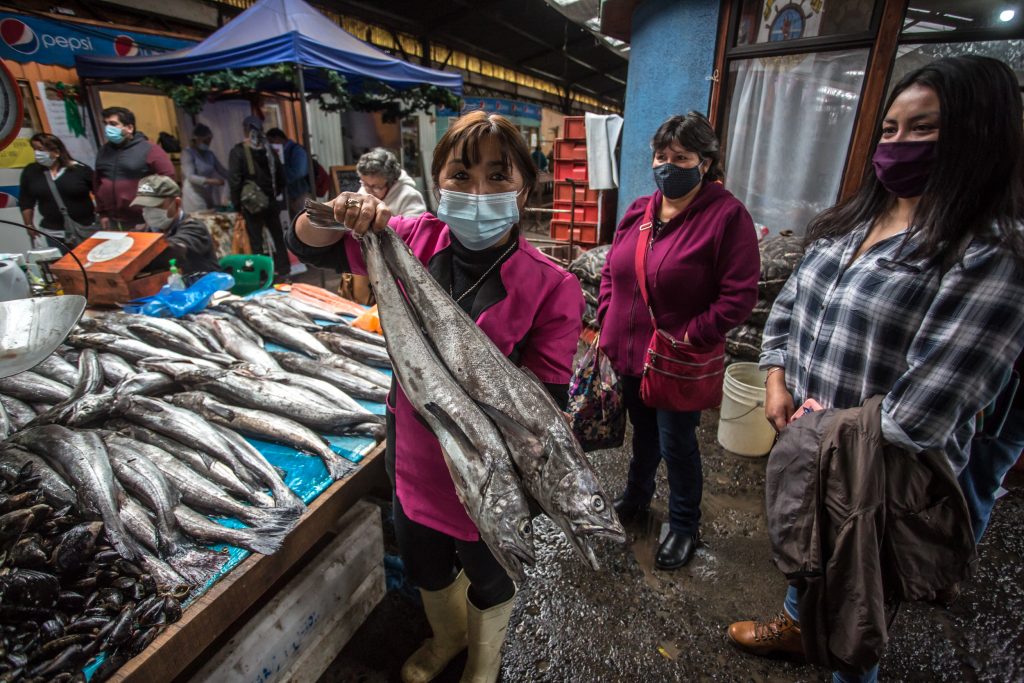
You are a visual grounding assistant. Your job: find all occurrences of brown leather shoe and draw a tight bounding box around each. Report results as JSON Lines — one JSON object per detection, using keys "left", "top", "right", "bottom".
{"left": 727, "top": 612, "right": 805, "bottom": 659}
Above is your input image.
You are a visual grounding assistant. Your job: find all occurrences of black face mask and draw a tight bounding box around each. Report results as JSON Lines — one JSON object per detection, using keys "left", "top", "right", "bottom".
{"left": 654, "top": 162, "right": 703, "bottom": 199}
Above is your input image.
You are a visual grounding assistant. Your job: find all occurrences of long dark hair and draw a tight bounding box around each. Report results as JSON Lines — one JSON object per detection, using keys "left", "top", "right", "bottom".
{"left": 806, "top": 55, "right": 1024, "bottom": 267}
{"left": 30, "top": 133, "right": 73, "bottom": 168}
{"left": 651, "top": 112, "right": 725, "bottom": 183}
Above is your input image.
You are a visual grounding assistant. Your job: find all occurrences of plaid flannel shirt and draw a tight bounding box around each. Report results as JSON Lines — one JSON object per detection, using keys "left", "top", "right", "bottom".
{"left": 760, "top": 223, "right": 1024, "bottom": 473}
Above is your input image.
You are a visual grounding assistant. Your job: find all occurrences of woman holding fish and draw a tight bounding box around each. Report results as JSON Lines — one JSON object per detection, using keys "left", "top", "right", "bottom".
{"left": 287, "top": 111, "right": 587, "bottom": 683}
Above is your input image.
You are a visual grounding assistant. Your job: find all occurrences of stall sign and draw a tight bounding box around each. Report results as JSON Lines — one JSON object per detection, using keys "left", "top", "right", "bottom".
{"left": 438, "top": 97, "right": 541, "bottom": 121}
{"left": 0, "top": 12, "right": 194, "bottom": 66}
{"left": 0, "top": 138, "right": 32, "bottom": 168}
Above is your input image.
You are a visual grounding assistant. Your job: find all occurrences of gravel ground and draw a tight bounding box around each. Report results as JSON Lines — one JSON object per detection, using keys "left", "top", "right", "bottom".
{"left": 319, "top": 409, "right": 1024, "bottom": 682}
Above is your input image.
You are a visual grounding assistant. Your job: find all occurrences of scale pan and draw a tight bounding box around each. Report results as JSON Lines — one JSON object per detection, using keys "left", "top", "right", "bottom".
{"left": 0, "top": 295, "right": 86, "bottom": 379}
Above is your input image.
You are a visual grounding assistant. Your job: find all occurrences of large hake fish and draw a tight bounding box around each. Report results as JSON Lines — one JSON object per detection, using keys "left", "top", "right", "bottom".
{"left": 235, "top": 301, "right": 330, "bottom": 357}
{"left": 0, "top": 371, "right": 74, "bottom": 404}
{"left": 208, "top": 317, "right": 281, "bottom": 371}
{"left": 7, "top": 425, "right": 144, "bottom": 561}
{"left": 169, "top": 392, "right": 355, "bottom": 480}
{"left": 379, "top": 228, "right": 625, "bottom": 567}
{"left": 363, "top": 230, "right": 534, "bottom": 580}
{"left": 66, "top": 332, "right": 221, "bottom": 369}
{"left": 313, "top": 331, "right": 392, "bottom": 369}
{"left": 272, "top": 352, "right": 389, "bottom": 403}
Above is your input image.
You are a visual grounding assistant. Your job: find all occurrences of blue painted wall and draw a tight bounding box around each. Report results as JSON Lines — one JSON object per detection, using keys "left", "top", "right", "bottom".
{"left": 617, "top": 0, "right": 722, "bottom": 223}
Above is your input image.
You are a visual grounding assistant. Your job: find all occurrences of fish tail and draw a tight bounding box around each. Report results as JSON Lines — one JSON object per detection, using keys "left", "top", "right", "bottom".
{"left": 108, "top": 525, "right": 145, "bottom": 563}
{"left": 325, "top": 455, "right": 355, "bottom": 480}
{"left": 237, "top": 501, "right": 303, "bottom": 533}
{"left": 167, "top": 544, "right": 229, "bottom": 587}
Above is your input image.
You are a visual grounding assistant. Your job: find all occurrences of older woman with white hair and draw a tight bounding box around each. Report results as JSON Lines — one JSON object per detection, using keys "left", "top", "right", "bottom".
{"left": 357, "top": 147, "right": 426, "bottom": 217}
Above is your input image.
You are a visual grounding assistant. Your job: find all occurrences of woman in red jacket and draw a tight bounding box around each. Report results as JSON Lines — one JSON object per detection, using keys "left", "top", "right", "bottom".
{"left": 597, "top": 112, "right": 760, "bottom": 569}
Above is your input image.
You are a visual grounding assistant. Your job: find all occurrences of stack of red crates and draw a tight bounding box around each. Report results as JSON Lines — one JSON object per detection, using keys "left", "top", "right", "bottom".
{"left": 550, "top": 116, "right": 600, "bottom": 246}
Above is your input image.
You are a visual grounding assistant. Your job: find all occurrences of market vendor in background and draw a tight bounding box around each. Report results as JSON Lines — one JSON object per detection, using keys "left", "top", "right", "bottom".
{"left": 287, "top": 111, "right": 584, "bottom": 683}
{"left": 94, "top": 106, "right": 176, "bottom": 230}
{"left": 181, "top": 123, "right": 228, "bottom": 213}
{"left": 339, "top": 147, "right": 429, "bottom": 304}
{"left": 596, "top": 112, "right": 760, "bottom": 570}
{"left": 228, "top": 116, "right": 290, "bottom": 280}
{"left": 131, "top": 174, "right": 220, "bottom": 275}
{"left": 266, "top": 128, "right": 312, "bottom": 220}
{"left": 19, "top": 133, "right": 97, "bottom": 249}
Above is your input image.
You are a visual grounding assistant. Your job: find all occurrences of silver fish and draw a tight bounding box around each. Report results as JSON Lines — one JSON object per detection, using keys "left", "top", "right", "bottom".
{"left": 103, "top": 432, "right": 186, "bottom": 555}
{"left": 0, "top": 445, "right": 77, "bottom": 509}
{"left": 322, "top": 322, "right": 387, "bottom": 349}
{"left": 0, "top": 371, "right": 74, "bottom": 404}
{"left": 98, "top": 353, "right": 137, "bottom": 385}
{"left": 112, "top": 371, "right": 177, "bottom": 398}
{"left": 76, "top": 315, "right": 140, "bottom": 339}
{"left": 33, "top": 354, "right": 80, "bottom": 387}
{"left": 123, "top": 432, "right": 300, "bottom": 531}
{"left": 231, "top": 363, "right": 369, "bottom": 415}
{"left": 280, "top": 296, "right": 347, "bottom": 324}
{"left": 117, "top": 313, "right": 206, "bottom": 348}
{"left": 27, "top": 392, "right": 116, "bottom": 429}
{"left": 179, "top": 318, "right": 223, "bottom": 353}
{"left": 174, "top": 504, "right": 287, "bottom": 555}
{"left": 250, "top": 297, "right": 322, "bottom": 331}
{"left": 201, "top": 310, "right": 264, "bottom": 347}
{"left": 66, "top": 332, "right": 221, "bottom": 369}
{"left": 154, "top": 363, "right": 380, "bottom": 435}
{"left": 314, "top": 331, "right": 391, "bottom": 368}
{"left": 209, "top": 317, "right": 281, "bottom": 372}
{"left": 364, "top": 229, "right": 534, "bottom": 580}
{"left": 169, "top": 392, "right": 355, "bottom": 480}
{"left": 272, "top": 352, "right": 389, "bottom": 403}
{"left": 68, "top": 349, "right": 104, "bottom": 401}
{"left": 8, "top": 425, "right": 144, "bottom": 561}
{"left": 0, "top": 394, "right": 36, "bottom": 430}
{"left": 318, "top": 353, "right": 390, "bottom": 389}
{"left": 113, "top": 422, "right": 273, "bottom": 508}
{"left": 125, "top": 323, "right": 234, "bottom": 365}
{"left": 379, "top": 227, "right": 625, "bottom": 567}
{"left": 236, "top": 301, "right": 330, "bottom": 356}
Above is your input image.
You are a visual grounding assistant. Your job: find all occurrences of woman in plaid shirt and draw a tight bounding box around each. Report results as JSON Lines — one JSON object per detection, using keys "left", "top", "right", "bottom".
{"left": 728, "top": 55, "right": 1024, "bottom": 682}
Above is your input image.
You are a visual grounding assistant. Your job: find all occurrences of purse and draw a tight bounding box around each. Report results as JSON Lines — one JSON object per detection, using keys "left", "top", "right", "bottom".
{"left": 240, "top": 145, "right": 270, "bottom": 214}
{"left": 634, "top": 196, "right": 725, "bottom": 412}
{"left": 568, "top": 334, "right": 626, "bottom": 451}
{"left": 43, "top": 166, "right": 95, "bottom": 247}
{"left": 230, "top": 212, "right": 252, "bottom": 255}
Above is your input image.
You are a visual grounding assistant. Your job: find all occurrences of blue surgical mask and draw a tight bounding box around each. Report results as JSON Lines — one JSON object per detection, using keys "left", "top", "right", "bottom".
{"left": 105, "top": 125, "right": 125, "bottom": 144}
{"left": 437, "top": 189, "right": 522, "bottom": 250}
{"left": 34, "top": 150, "right": 56, "bottom": 167}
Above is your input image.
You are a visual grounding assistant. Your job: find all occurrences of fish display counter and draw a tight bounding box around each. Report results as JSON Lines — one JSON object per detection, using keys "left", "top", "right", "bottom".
{"left": 0, "top": 285, "right": 392, "bottom": 682}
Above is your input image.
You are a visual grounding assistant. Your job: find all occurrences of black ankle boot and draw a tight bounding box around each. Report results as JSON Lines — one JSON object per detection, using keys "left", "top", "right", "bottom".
{"left": 612, "top": 496, "right": 649, "bottom": 525}
{"left": 655, "top": 530, "right": 696, "bottom": 570}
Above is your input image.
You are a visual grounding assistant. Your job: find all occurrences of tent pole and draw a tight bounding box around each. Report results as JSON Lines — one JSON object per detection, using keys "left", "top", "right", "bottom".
{"left": 295, "top": 65, "right": 318, "bottom": 199}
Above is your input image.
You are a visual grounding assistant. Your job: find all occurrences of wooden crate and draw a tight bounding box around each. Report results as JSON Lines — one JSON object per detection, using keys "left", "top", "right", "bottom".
{"left": 189, "top": 500, "right": 385, "bottom": 683}
{"left": 51, "top": 232, "right": 169, "bottom": 306}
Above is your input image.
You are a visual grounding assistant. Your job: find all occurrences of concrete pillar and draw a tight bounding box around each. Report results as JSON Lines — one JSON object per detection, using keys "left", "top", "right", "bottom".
{"left": 617, "top": 0, "right": 722, "bottom": 222}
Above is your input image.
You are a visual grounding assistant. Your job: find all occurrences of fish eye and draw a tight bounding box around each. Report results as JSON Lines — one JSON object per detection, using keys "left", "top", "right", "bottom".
{"left": 519, "top": 519, "right": 532, "bottom": 536}
{"left": 591, "top": 495, "right": 605, "bottom": 512}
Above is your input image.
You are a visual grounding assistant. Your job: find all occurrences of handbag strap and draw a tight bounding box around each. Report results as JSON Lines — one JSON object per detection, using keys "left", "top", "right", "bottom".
{"left": 243, "top": 143, "right": 256, "bottom": 177}
{"left": 42, "top": 166, "right": 70, "bottom": 219}
{"left": 633, "top": 194, "right": 659, "bottom": 329}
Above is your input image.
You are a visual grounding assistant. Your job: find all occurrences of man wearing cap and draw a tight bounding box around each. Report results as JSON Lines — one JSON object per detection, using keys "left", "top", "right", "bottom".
{"left": 228, "top": 115, "right": 289, "bottom": 279}
{"left": 132, "top": 174, "right": 221, "bottom": 275}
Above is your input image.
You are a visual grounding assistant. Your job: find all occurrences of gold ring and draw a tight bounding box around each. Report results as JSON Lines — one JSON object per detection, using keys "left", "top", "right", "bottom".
{"left": 345, "top": 198, "right": 361, "bottom": 207}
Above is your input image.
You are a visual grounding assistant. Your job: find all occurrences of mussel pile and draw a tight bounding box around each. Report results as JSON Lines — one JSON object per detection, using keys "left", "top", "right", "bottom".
{"left": 0, "top": 463, "right": 186, "bottom": 683}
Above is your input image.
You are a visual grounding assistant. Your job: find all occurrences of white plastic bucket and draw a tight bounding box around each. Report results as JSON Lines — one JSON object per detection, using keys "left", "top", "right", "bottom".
{"left": 717, "top": 362, "right": 775, "bottom": 457}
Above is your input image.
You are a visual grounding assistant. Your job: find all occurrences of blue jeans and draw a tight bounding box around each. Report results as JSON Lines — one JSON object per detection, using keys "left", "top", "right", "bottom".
{"left": 958, "top": 403, "right": 1024, "bottom": 543}
{"left": 784, "top": 585, "right": 879, "bottom": 683}
{"left": 619, "top": 375, "right": 703, "bottom": 536}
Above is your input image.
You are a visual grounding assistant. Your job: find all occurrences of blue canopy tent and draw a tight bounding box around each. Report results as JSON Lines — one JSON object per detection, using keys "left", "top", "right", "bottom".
{"left": 75, "top": 0, "right": 462, "bottom": 194}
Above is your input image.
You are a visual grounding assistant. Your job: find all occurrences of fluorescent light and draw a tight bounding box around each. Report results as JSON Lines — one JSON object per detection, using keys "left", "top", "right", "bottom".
{"left": 1000, "top": 9, "right": 1016, "bottom": 21}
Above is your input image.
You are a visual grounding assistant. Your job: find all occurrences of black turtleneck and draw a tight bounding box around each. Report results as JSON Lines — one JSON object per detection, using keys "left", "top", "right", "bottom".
{"left": 448, "top": 228, "right": 519, "bottom": 314}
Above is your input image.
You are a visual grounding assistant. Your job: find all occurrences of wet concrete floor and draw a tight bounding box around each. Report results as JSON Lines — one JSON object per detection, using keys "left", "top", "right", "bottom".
{"left": 320, "top": 410, "right": 1024, "bottom": 682}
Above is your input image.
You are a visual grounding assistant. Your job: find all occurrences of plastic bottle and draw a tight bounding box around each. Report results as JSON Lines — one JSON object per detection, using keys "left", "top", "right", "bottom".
{"left": 166, "top": 259, "right": 185, "bottom": 291}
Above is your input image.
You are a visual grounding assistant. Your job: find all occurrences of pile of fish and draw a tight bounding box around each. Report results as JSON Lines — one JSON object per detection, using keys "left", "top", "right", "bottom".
{"left": 0, "top": 459, "right": 185, "bottom": 681}
{"left": 363, "top": 228, "right": 625, "bottom": 582}
{"left": 0, "top": 290, "right": 392, "bottom": 680}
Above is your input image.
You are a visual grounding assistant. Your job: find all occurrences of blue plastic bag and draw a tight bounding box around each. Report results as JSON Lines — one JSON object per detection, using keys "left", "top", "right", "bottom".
{"left": 125, "top": 272, "right": 235, "bottom": 318}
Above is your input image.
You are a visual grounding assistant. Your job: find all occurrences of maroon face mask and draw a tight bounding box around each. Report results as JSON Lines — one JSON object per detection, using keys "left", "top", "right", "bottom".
{"left": 871, "top": 140, "right": 938, "bottom": 198}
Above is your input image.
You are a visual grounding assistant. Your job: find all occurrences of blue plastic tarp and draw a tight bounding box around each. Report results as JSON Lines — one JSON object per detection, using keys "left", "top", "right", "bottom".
{"left": 74, "top": 0, "right": 462, "bottom": 94}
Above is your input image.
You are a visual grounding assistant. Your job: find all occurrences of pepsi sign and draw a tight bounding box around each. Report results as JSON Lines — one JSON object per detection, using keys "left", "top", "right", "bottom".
{"left": 0, "top": 13, "right": 193, "bottom": 66}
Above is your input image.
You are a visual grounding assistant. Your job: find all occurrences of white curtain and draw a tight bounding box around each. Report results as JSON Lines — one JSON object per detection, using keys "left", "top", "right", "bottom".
{"left": 724, "top": 49, "right": 869, "bottom": 235}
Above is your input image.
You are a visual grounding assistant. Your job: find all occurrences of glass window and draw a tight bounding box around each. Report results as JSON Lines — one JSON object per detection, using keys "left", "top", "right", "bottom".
{"left": 891, "top": 39, "right": 1024, "bottom": 87}
{"left": 735, "top": 0, "right": 875, "bottom": 46}
{"left": 722, "top": 49, "right": 870, "bottom": 234}
{"left": 903, "top": 1, "right": 1024, "bottom": 34}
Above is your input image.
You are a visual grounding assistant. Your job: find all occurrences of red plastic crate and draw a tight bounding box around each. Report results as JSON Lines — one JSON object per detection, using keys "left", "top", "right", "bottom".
{"left": 552, "top": 159, "right": 588, "bottom": 183}
{"left": 554, "top": 139, "right": 587, "bottom": 161}
{"left": 553, "top": 200, "right": 599, "bottom": 224}
{"left": 563, "top": 116, "right": 586, "bottom": 141}
{"left": 550, "top": 220, "right": 599, "bottom": 245}
{"left": 553, "top": 182, "right": 600, "bottom": 204}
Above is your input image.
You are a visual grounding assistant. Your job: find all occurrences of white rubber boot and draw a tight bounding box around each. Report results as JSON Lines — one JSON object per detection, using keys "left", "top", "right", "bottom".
{"left": 401, "top": 571, "right": 470, "bottom": 683}
{"left": 460, "top": 590, "right": 516, "bottom": 683}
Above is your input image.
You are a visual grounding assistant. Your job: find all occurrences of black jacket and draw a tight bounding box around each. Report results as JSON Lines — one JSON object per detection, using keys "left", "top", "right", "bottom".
{"left": 19, "top": 162, "right": 95, "bottom": 231}
{"left": 766, "top": 395, "right": 976, "bottom": 672}
{"left": 143, "top": 213, "right": 220, "bottom": 274}
{"left": 228, "top": 143, "right": 284, "bottom": 211}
